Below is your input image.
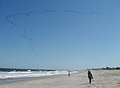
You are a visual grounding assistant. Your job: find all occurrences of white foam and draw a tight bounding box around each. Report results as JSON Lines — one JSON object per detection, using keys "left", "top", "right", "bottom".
{"left": 0, "top": 70, "right": 78, "bottom": 79}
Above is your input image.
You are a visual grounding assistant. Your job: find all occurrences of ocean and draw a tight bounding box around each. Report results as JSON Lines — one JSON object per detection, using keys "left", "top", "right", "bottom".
{"left": 0, "top": 68, "right": 78, "bottom": 83}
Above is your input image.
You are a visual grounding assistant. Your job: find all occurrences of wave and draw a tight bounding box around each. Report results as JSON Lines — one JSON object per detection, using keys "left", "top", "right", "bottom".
{"left": 0, "top": 70, "right": 78, "bottom": 79}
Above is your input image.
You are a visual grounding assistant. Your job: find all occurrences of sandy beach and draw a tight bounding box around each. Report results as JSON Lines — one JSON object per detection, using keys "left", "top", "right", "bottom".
{"left": 0, "top": 70, "right": 120, "bottom": 88}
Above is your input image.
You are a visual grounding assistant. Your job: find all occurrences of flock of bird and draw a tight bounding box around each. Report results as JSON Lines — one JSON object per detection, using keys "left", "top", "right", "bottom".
{"left": 6, "top": 15, "right": 35, "bottom": 51}
{"left": 6, "top": 9, "right": 104, "bottom": 51}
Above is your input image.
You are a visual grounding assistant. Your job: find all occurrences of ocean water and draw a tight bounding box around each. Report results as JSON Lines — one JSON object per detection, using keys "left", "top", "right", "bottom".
{"left": 0, "top": 69, "right": 78, "bottom": 83}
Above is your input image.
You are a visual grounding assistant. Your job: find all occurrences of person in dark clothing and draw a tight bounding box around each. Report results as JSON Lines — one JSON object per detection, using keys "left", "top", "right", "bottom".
{"left": 88, "top": 70, "right": 93, "bottom": 84}
{"left": 68, "top": 71, "right": 70, "bottom": 77}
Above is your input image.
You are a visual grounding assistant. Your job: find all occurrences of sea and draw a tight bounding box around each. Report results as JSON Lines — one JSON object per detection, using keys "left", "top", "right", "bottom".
{"left": 0, "top": 68, "right": 78, "bottom": 83}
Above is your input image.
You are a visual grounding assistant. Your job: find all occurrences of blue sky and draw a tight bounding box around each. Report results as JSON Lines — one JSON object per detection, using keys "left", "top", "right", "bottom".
{"left": 0, "top": 0, "right": 120, "bottom": 70}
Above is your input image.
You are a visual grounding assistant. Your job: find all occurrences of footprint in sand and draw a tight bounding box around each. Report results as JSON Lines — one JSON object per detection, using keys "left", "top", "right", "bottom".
{"left": 87, "top": 84, "right": 99, "bottom": 88}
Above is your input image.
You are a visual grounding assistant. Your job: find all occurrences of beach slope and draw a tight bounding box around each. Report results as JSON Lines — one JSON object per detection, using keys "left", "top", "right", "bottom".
{"left": 0, "top": 70, "right": 120, "bottom": 88}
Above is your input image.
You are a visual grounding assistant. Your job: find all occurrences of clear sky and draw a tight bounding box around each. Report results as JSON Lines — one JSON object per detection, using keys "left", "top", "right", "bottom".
{"left": 0, "top": 0, "right": 120, "bottom": 70}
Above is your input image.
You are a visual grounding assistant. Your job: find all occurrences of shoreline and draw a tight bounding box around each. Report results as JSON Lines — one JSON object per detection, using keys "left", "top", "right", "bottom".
{"left": 0, "top": 70, "right": 120, "bottom": 88}
{"left": 0, "top": 71, "right": 80, "bottom": 84}
{"left": 0, "top": 74, "right": 67, "bottom": 84}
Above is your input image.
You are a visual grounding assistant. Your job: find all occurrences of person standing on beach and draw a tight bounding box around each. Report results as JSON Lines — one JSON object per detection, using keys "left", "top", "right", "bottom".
{"left": 88, "top": 70, "right": 93, "bottom": 84}
{"left": 68, "top": 71, "right": 70, "bottom": 77}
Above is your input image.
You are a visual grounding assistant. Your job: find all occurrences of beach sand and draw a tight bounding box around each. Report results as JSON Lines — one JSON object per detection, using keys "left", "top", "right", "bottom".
{"left": 0, "top": 70, "right": 120, "bottom": 88}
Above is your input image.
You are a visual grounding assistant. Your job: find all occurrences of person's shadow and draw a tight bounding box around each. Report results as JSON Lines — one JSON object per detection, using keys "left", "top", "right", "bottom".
{"left": 80, "top": 83, "right": 89, "bottom": 85}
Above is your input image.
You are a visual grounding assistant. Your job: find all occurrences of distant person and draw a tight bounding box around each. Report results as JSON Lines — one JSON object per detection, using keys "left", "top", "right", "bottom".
{"left": 68, "top": 71, "right": 70, "bottom": 77}
{"left": 88, "top": 70, "right": 93, "bottom": 84}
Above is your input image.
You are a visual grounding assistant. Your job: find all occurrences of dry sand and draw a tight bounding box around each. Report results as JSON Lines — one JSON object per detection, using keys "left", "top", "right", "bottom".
{"left": 0, "top": 70, "right": 120, "bottom": 88}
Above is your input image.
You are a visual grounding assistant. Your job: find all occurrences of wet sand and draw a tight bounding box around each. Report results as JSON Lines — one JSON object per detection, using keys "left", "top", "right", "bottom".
{"left": 0, "top": 70, "right": 120, "bottom": 88}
